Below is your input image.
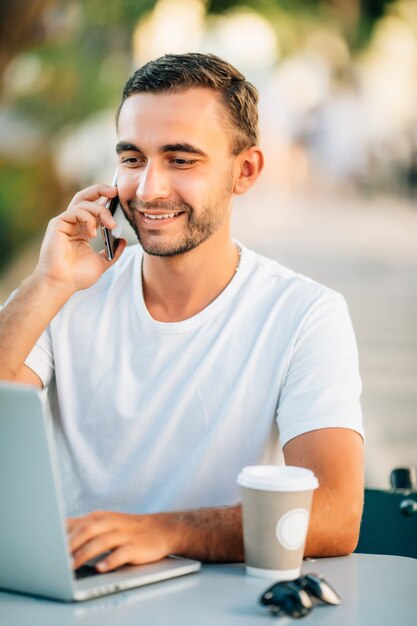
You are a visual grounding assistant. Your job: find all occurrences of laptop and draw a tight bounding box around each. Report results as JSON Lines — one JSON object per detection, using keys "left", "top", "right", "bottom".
{"left": 0, "top": 382, "right": 201, "bottom": 601}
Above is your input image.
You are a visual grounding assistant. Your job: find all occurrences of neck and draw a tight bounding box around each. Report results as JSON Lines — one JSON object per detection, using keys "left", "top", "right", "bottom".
{"left": 141, "top": 229, "right": 240, "bottom": 322}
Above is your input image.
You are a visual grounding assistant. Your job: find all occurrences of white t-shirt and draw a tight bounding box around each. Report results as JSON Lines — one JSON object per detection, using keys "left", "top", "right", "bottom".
{"left": 24, "top": 244, "right": 363, "bottom": 516}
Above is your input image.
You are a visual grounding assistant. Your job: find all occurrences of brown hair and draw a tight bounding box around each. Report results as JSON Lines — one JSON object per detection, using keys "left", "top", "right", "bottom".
{"left": 117, "top": 52, "right": 259, "bottom": 155}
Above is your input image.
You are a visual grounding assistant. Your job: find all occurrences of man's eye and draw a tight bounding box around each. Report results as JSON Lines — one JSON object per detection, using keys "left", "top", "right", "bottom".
{"left": 120, "top": 156, "right": 144, "bottom": 166}
{"left": 172, "top": 158, "right": 196, "bottom": 167}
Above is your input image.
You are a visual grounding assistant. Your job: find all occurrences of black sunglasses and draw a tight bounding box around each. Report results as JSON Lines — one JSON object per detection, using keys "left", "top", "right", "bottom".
{"left": 259, "top": 572, "right": 341, "bottom": 619}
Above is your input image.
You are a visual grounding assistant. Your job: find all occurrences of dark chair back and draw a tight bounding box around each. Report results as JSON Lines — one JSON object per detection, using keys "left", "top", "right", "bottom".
{"left": 355, "top": 488, "right": 417, "bottom": 559}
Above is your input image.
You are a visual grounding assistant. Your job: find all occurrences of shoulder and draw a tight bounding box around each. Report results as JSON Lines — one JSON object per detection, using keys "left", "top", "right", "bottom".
{"left": 240, "top": 244, "right": 345, "bottom": 312}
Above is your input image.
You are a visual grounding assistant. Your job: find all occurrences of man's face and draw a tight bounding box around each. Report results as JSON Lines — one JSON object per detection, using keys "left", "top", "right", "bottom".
{"left": 116, "top": 88, "right": 237, "bottom": 256}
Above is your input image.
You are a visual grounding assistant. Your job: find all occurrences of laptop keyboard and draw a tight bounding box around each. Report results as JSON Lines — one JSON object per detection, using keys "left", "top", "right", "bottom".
{"left": 75, "top": 564, "right": 102, "bottom": 579}
{"left": 74, "top": 552, "right": 114, "bottom": 579}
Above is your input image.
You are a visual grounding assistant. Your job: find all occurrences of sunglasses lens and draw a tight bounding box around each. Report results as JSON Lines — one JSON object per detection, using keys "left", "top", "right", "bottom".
{"left": 260, "top": 582, "right": 313, "bottom": 618}
{"left": 303, "top": 573, "right": 341, "bottom": 605}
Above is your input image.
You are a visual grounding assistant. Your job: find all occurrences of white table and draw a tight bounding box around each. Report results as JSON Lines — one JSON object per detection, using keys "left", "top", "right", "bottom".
{"left": 0, "top": 554, "right": 416, "bottom": 625}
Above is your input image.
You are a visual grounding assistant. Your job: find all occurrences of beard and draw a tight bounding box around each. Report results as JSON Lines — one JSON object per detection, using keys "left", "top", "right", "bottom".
{"left": 120, "top": 176, "right": 234, "bottom": 257}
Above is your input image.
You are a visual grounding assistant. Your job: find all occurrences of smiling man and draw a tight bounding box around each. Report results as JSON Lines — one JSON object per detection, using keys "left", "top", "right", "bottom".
{"left": 0, "top": 53, "right": 364, "bottom": 573}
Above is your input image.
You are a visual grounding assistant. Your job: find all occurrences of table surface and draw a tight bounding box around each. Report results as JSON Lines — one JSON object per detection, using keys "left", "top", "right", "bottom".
{"left": 0, "top": 553, "right": 416, "bottom": 626}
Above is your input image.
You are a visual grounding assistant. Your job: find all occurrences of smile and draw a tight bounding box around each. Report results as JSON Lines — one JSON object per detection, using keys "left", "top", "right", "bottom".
{"left": 138, "top": 210, "right": 186, "bottom": 226}
{"left": 143, "top": 213, "right": 180, "bottom": 220}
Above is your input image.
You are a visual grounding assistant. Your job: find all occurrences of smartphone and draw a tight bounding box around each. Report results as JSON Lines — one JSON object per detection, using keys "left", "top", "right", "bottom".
{"left": 100, "top": 169, "right": 119, "bottom": 261}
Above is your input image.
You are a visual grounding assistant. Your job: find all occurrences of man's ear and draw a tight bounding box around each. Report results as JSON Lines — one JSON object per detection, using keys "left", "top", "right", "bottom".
{"left": 233, "top": 146, "right": 264, "bottom": 195}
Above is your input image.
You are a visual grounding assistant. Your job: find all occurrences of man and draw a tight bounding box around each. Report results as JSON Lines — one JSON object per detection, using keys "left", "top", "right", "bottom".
{"left": 0, "top": 53, "right": 364, "bottom": 574}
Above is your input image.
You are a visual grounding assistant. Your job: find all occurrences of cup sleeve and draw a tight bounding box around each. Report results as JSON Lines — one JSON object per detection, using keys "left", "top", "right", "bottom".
{"left": 276, "top": 291, "right": 364, "bottom": 448}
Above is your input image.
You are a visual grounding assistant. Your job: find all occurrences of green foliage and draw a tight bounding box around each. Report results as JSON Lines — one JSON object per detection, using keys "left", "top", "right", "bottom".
{"left": 12, "top": 41, "right": 125, "bottom": 133}
{"left": 9, "top": 3, "right": 147, "bottom": 133}
{"left": 356, "top": 0, "right": 397, "bottom": 48}
{"left": 83, "top": 0, "right": 157, "bottom": 29}
{"left": 0, "top": 159, "right": 64, "bottom": 271}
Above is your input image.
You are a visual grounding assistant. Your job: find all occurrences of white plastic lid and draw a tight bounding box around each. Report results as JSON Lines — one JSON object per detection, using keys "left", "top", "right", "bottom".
{"left": 237, "top": 465, "right": 319, "bottom": 492}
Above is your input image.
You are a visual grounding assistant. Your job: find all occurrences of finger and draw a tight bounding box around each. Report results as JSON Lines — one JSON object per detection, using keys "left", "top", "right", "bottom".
{"left": 67, "top": 201, "right": 117, "bottom": 229}
{"left": 97, "top": 237, "right": 128, "bottom": 266}
{"left": 96, "top": 532, "right": 172, "bottom": 572}
{"left": 71, "top": 532, "right": 127, "bottom": 570}
{"left": 69, "top": 511, "right": 117, "bottom": 554}
{"left": 68, "top": 184, "right": 117, "bottom": 211}
{"left": 97, "top": 536, "right": 170, "bottom": 572}
{"left": 67, "top": 517, "right": 78, "bottom": 533}
{"left": 65, "top": 209, "right": 101, "bottom": 239}
{"left": 52, "top": 210, "right": 97, "bottom": 241}
{"left": 59, "top": 210, "right": 115, "bottom": 242}
{"left": 96, "top": 545, "right": 138, "bottom": 573}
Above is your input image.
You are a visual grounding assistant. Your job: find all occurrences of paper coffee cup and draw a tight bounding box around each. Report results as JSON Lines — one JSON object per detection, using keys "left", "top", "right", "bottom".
{"left": 237, "top": 465, "right": 319, "bottom": 580}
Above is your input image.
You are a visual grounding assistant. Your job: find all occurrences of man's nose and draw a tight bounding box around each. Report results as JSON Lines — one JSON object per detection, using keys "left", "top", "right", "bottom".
{"left": 136, "top": 162, "right": 170, "bottom": 203}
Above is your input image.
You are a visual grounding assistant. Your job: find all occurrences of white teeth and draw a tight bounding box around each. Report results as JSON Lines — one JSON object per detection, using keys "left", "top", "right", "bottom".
{"left": 143, "top": 213, "right": 177, "bottom": 220}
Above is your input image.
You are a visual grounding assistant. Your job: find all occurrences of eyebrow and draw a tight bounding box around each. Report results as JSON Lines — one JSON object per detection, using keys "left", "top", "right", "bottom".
{"left": 115, "top": 141, "right": 207, "bottom": 157}
{"left": 116, "top": 142, "right": 139, "bottom": 154}
{"left": 160, "top": 143, "right": 207, "bottom": 157}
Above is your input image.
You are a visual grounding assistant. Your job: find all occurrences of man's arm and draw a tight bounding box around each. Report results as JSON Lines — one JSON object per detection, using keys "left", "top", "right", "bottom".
{"left": 68, "top": 506, "right": 244, "bottom": 572}
{"left": 283, "top": 427, "right": 364, "bottom": 557}
{"left": 69, "top": 426, "right": 363, "bottom": 571}
{"left": 0, "top": 184, "right": 126, "bottom": 384}
{"left": 0, "top": 274, "right": 69, "bottom": 386}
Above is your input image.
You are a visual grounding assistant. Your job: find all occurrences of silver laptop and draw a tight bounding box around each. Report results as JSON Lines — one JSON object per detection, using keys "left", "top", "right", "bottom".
{"left": 0, "top": 382, "right": 201, "bottom": 602}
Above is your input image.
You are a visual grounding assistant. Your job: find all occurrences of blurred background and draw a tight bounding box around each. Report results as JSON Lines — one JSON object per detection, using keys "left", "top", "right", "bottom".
{"left": 0, "top": 0, "right": 416, "bottom": 488}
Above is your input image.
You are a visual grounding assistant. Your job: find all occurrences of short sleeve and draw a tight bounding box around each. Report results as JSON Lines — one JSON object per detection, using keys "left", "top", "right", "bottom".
{"left": 276, "top": 292, "right": 364, "bottom": 447}
{"left": 24, "top": 326, "right": 55, "bottom": 387}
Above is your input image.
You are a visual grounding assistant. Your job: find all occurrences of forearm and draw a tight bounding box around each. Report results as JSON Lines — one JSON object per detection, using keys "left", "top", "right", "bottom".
{"left": 164, "top": 505, "right": 244, "bottom": 562}
{"left": 0, "top": 273, "right": 70, "bottom": 380}
{"left": 160, "top": 489, "right": 362, "bottom": 562}
{"left": 161, "top": 488, "right": 362, "bottom": 563}
{"left": 157, "top": 484, "right": 363, "bottom": 563}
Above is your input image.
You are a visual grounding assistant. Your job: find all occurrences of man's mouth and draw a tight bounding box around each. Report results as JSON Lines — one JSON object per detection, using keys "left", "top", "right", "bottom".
{"left": 137, "top": 210, "right": 187, "bottom": 226}
{"left": 142, "top": 212, "right": 184, "bottom": 220}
